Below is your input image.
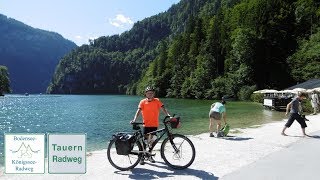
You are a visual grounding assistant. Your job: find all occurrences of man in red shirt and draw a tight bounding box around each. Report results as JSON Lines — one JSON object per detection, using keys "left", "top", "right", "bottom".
{"left": 131, "top": 86, "right": 170, "bottom": 165}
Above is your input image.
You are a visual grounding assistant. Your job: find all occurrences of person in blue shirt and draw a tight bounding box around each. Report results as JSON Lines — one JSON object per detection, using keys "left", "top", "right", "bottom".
{"left": 209, "top": 99, "right": 227, "bottom": 137}
{"left": 281, "top": 92, "right": 308, "bottom": 136}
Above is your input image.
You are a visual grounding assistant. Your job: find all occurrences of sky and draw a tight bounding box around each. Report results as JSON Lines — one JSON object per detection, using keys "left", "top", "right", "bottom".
{"left": 1, "top": 0, "right": 180, "bottom": 46}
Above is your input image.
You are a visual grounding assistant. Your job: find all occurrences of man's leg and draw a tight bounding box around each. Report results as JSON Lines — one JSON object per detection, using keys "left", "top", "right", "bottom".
{"left": 209, "top": 118, "right": 215, "bottom": 137}
{"left": 302, "top": 128, "right": 307, "bottom": 136}
{"left": 216, "top": 120, "right": 223, "bottom": 137}
{"left": 216, "top": 120, "right": 222, "bottom": 133}
{"left": 282, "top": 113, "right": 295, "bottom": 136}
{"left": 296, "top": 115, "right": 308, "bottom": 136}
{"left": 281, "top": 126, "right": 288, "bottom": 136}
{"left": 144, "top": 127, "right": 157, "bottom": 163}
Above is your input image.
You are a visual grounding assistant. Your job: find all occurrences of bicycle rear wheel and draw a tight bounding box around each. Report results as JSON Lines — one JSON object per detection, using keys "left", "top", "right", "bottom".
{"left": 107, "top": 139, "right": 142, "bottom": 171}
{"left": 160, "top": 134, "right": 195, "bottom": 169}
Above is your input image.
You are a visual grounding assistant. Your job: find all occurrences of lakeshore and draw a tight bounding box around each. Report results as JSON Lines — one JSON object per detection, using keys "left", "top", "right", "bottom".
{"left": 0, "top": 95, "right": 285, "bottom": 165}
{"left": 1, "top": 114, "right": 319, "bottom": 179}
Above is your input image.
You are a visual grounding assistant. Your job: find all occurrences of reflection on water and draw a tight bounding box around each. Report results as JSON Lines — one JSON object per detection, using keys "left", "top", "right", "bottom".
{"left": 262, "top": 109, "right": 274, "bottom": 118}
{"left": 264, "top": 111, "right": 285, "bottom": 123}
{"left": 262, "top": 109, "right": 286, "bottom": 121}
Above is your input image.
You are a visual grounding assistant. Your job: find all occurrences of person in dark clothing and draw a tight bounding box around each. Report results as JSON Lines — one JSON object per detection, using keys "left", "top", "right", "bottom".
{"left": 281, "top": 92, "right": 308, "bottom": 136}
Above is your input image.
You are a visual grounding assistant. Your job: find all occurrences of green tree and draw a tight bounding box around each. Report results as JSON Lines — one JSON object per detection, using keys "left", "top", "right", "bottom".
{"left": 0, "top": 66, "right": 11, "bottom": 95}
{"left": 295, "top": 0, "right": 320, "bottom": 38}
{"left": 189, "top": 54, "right": 214, "bottom": 99}
{"left": 288, "top": 28, "right": 320, "bottom": 81}
{"left": 224, "top": 27, "right": 256, "bottom": 97}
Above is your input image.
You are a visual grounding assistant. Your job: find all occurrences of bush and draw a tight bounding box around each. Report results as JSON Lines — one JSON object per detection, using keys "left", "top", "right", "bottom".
{"left": 238, "top": 85, "right": 256, "bottom": 101}
{"left": 205, "top": 77, "right": 229, "bottom": 99}
{"left": 302, "top": 99, "right": 313, "bottom": 113}
{"left": 251, "top": 93, "right": 264, "bottom": 103}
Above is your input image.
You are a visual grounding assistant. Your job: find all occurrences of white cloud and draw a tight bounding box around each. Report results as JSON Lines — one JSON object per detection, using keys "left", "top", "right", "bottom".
{"left": 72, "top": 35, "right": 98, "bottom": 46}
{"left": 89, "top": 36, "right": 98, "bottom": 41}
{"left": 109, "top": 14, "right": 134, "bottom": 28}
{"left": 75, "top": 35, "right": 83, "bottom": 39}
{"left": 109, "top": 21, "right": 121, "bottom": 27}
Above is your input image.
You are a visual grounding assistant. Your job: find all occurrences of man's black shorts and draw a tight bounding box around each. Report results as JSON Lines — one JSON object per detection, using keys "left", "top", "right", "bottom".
{"left": 285, "top": 113, "right": 307, "bottom": 128}
{"left": 143, "top": 127, "right": 158, "bottom": 135}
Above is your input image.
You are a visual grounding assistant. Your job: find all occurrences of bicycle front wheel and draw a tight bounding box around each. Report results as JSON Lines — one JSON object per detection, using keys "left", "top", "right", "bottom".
{"left": 160, "top": 134, "right": 196, "bottom": 169}
{"left": 107, "top": 139, "right": 142, "bottom": 171}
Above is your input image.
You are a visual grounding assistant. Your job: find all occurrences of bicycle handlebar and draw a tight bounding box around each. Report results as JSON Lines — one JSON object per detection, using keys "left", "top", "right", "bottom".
{"left": 163, "top": 114, "right": 176, "bottom": 123}
{"left": 162, "top": 116, "right": 170, "bottom": 123}
{"left": 131, "top": 122, "right": 144, "bottom": 125}
{"left": 131, "top": 114, "right": 177, "bottom": 127}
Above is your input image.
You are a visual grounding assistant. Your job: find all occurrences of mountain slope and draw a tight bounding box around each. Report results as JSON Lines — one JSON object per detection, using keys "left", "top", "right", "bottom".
{"left": 0, "top": 14, "right": 77, "bottom": 93}
{"left": 48, "top": 0, "right": 320, "bottom": 99}
{"left": 48, "top": 0, "right": 221, "bottom": 94}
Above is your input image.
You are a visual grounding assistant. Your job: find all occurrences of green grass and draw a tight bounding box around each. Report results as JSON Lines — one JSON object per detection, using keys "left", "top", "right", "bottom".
{"left": 161, "top": 99, "right": 285, "bottom": 135}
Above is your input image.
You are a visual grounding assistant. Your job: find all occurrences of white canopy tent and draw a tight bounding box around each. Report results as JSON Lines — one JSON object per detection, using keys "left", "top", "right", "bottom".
{"left": 253, "top": 89, "right": 278, "bottom": 94}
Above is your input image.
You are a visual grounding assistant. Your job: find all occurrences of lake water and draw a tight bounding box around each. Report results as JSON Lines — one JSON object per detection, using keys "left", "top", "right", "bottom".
{"left": 0, "top": 95, "right": 285, "bottom": 166}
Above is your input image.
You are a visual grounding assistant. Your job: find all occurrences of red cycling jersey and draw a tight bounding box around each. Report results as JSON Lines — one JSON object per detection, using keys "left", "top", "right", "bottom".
{"left": 138, "top": 98, "right": 163, "bottom": 127}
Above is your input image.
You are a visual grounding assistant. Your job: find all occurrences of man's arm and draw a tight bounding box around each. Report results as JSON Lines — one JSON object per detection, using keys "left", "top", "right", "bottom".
{"left": 285, "top": 102, "right": 292, "bottom": 116}
{"left": 131, "top": 109, "right": 141, "bottom": 123}
{"left": 161, "top": 106, "right": 170, "bottom": 116}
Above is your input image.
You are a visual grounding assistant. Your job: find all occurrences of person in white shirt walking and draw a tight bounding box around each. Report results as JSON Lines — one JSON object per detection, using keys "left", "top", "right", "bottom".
{"left": 311, "top": 91, "right": 319, "bottom": 115}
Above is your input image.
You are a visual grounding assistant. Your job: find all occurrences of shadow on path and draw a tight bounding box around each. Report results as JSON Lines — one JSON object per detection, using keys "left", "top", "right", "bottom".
{"left": 115, "top": 162, "right": 217, "bottom": 179}
{"left": 285, "top": 135, "right": 304, "bottom": 138}
{"left": 307, "top": 135, "right": 320, "bottom": 139}
{"left": 285, "top": 135, "right": 320, "bottom": 139}
{"left": 223, "top": 136, "right": 253, "bottom": 141}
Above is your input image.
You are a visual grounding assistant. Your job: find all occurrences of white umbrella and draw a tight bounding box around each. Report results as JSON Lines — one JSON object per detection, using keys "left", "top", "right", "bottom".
{"left": 263, "top": 89, "right": 279, "bottom": 93}
{"left": 306, "top": 89, "right": 314, "bottom": 93}
{"left": 253, "top": 89, "right": 268, "bottom": 94}
{"left": 280, "top": 89, "right": 295, "bottom": 93}
{"left": 312, "top": 87, "right": 320, "bottom": 93}
{"left": 291, "top": 88, "right": 306, "bottom": 94}
{"left": 253, "top": 89, "right": 278, "bottom": 94}
{"left": 293, "top": 88, "right": 306, "bottom": 91}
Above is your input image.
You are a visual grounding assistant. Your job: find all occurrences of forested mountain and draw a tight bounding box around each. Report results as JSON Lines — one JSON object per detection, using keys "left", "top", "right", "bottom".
{"left": 48, "top": 0, "right": 320, "bottom": 100}
{"left": 0, "top": 14, "right": 77, "bottom": 93}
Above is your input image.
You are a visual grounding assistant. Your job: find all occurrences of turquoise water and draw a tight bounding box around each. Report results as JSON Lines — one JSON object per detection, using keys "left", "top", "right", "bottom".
{"left": 0, "top": 95, "right": 143, "bottom": 166}
{"left": 0, "top": 95, "right": 285, "bottom": 166}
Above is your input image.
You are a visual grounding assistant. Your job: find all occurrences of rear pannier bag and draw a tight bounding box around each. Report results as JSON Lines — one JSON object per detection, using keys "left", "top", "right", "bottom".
{"left": 113, "top": 133, "right": 135, "bottom": 155}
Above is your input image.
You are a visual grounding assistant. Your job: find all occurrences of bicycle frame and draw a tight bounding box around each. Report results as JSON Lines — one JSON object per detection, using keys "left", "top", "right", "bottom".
{"left": 131, "top": 115, "right": 178, "bottom": 156}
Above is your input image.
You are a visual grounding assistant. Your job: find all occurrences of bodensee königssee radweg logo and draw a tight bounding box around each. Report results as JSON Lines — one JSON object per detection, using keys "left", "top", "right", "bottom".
{"left": 10, "top": 142, "right": 40, "bottom": 158}
{"left": 5, "top": 134, "right": 45, "bottom": 174}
